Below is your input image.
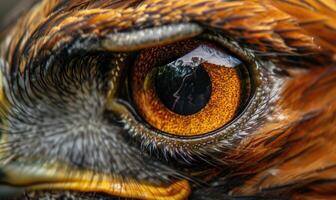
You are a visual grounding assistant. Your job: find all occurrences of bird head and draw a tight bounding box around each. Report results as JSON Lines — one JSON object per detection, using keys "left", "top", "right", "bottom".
{"left": 0, "top": 0, "right": 335, "bottom": 199}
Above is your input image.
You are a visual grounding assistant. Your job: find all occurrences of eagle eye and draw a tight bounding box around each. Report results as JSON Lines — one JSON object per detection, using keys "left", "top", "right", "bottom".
{"left": 131, "top": 38, "right": 253, "bottom": 136}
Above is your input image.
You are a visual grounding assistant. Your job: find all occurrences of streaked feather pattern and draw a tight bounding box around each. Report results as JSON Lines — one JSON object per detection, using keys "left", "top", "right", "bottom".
{"left": 0, "top": 0, "right": 335, "bottom": 199}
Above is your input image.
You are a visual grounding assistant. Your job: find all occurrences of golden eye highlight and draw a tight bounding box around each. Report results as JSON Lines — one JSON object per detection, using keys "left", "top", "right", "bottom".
{"left": 131, "top": 39, "right": 251, "bottom": 136}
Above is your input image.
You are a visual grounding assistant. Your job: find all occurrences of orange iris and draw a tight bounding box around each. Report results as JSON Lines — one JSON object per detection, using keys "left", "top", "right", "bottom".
{"left": 131, "top": 39, "right": 246, "bottom": 136}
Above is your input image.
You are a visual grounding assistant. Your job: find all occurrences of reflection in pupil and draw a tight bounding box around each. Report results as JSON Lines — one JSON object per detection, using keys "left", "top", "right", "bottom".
{"left": 155, "top": 61, "right": 212, "bottom": 115}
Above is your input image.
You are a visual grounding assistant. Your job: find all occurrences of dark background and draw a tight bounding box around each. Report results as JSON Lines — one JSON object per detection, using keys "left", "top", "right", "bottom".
{"left": 0, "top": 0, "right": 22, "bottom": 22}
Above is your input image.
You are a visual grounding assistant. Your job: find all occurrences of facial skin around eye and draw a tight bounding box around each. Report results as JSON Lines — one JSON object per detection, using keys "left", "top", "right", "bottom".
{"left": 0, "top": 0, "right": 335, "bottom": 200}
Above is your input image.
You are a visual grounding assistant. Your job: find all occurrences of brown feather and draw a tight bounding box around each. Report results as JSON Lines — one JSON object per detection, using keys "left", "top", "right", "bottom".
{"left": 1, "top": 0, "right": 335, "bottom": 199}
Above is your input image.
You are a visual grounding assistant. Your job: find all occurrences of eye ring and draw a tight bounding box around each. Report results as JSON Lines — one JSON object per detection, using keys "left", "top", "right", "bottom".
{"left": 118, "top": 32, "right": 272, "bottom": 154}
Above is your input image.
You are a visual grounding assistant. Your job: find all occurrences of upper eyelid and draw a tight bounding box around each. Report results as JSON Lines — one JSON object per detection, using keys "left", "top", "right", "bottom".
{"left": 102, "top": 23, "right": 202, "bottom": 51}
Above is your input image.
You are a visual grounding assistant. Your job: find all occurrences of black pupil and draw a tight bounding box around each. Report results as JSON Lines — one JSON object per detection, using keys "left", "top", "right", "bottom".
{"left": 155, "top": 60, "right": 212, "bottom": 115}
